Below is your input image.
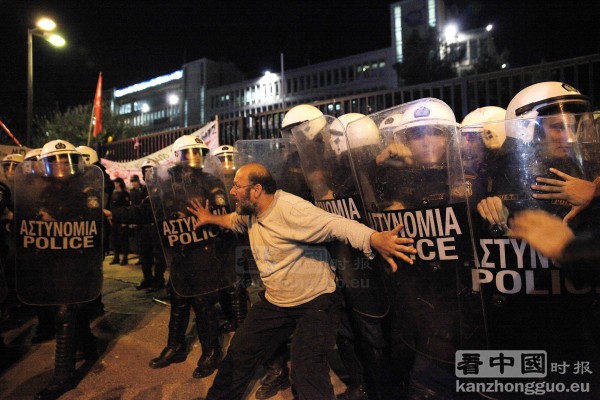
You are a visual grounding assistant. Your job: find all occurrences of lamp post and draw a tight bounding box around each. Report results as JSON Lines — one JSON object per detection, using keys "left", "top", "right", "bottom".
{"left": 27, "top": 18, "right": 65, "bottom": 147}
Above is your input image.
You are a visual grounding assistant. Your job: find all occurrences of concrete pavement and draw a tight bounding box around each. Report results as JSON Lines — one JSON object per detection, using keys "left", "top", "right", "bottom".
{"left": 0, "top": 256, "right": 349, "bottom": 400}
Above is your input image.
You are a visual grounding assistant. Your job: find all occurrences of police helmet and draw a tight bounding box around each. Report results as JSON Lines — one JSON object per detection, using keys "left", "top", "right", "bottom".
{"left": 24, "top": 148, "right": 42, "bottom": 161}
{"left": 461, "top": 106, "right": 506, "bottom": 150}
{"left": 1, "top": 153, "right": 24, "bottom": 179}
{"left": 281, "top": 104, "right": 325, "bottom": 139}
{"left": 505, "top": 82, "right": 591, "bottom": 144}
{"left": 172, "top": 135, "right": 208, "bottom": 167}
{"left": 76, "top": 145, "right": 99, "bottom": 165}
{"left": 141, "top": 158, "right": 159, "bottom": 175}
{"left": 377, "top": 112, "right": 404, "bottom": 144}
{"left": 333, "top": 113, "right": 379, "bottom": 156}
{"left": 211, "top": 145, "right": 238, "bottom": 170}
{"left": 395, "top": 99, "right": 456, "bottom": 143}
{"left": 39, "top": 140, "right": 82, "bottom": 177}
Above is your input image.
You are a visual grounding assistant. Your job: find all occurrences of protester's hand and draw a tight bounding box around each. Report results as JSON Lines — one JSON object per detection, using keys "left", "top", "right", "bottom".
{"left": 375, "top": 143, "right": 413, "bottom": 168}
{"left": 476, "top": 196, "right": 509, "bottom": 228}
{"left": 187, "top": 199, "right": 212, "bottom": 228}
{"left": 370, "top": 224, "right": 417, "bottom": 272}
{"left": 531, "top": 168, "right": 596, "bottom": 223}
{"left": 509, "top": 209, "right": 574, "bottom": 260}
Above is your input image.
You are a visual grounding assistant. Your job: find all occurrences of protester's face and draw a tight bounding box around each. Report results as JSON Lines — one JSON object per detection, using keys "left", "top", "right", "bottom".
{"left": 405, "top": 126, "right": 448, "bottom": 164}
{"left": 540, "top": 114, "right": 577, "bottom": 158}
{"left": 230, "top": 171, "right": 258, "bottom": 215}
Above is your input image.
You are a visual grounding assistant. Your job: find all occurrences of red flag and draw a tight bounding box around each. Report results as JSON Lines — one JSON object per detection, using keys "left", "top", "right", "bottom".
{"left": 92, "top": 73, "right": 103, "bottom": 137}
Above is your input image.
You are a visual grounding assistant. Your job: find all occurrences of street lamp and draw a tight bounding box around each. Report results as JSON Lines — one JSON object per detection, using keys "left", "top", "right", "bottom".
{"left": 27, "top": 17, "right": 66, "bottom": 146}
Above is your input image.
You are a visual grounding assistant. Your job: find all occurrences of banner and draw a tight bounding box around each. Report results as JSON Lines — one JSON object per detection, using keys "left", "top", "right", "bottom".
{"left": 0, "top": 145, "right": 28, "bottom": 160}
{"left": 101, "top": 120, "right": 218, "bottom": 187}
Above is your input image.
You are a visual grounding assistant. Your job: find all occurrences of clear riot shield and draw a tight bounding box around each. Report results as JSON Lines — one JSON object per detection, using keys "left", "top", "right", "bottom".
{"left": 468, "top": 113, "right": 600, "bottom": 367}
{"left": 234, "top": 138, "right": 313, "bottom": 201}
{"left": 211, "top": 151, "right": 258, "bottom": 287}
{"left": 291, "top": 115, "right": 390, "bottom": 317}
{"left": 146, "top": 162, "right": 237, "bottom": 297}
{"left": 14, "top": 162, "right": 103, "bottom": 305}
{"left": 347, "top": 98, "right": 486, "bottom": 363}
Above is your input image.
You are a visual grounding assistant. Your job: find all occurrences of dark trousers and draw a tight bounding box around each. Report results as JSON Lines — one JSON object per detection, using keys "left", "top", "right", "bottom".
{"left": 206, "top": 291, "right": 343, "bottom": 400}
{"left": 111, "top": 223, "right": 129, "bottom": 257}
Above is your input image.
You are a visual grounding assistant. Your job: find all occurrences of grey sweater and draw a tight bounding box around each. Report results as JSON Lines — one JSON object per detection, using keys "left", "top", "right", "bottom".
{"left": 230, "top": 190, "right": 376, "bottom": 307}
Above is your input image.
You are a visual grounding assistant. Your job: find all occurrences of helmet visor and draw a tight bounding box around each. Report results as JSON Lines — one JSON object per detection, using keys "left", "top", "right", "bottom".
{"left": 178, "top": 148, "right": 204, "bottom": 167}
{"left": 396, "top": 125, "right": 452, "bottom": 143}
{"left": 42, "top": 153, "right": 82, "bottom": 177}
{"left": 217, "top": 154, "right": 237, "bottom": 171}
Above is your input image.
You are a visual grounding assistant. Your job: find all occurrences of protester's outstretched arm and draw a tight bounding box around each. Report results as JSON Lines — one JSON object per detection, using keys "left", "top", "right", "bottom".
{"left": 187, "top": 199, "right": 233, "bottom": 230}
{"left": 509, "top": 209, "right": 574, "bottom": 260}
{"left": 370, "top": 224, "right": 417, "bottom": 272}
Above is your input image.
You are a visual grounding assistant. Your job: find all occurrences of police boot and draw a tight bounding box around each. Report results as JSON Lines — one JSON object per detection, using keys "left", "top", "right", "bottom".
{"left": 255, "top": 364, "right": 291, "bottom": 399}
{"left": 35, "top": 320, "right": 77, "bottom": 400}
{"left": 192, "top": 300, "right": 222, "bottom": 378}
{"left": 149, "top": 298, "right": 189, "bottom": 369}
{"left": 136, "top": 279, "right": 153, "bottom": 290}
{"left": 193, "top": 347, "right": 222, "bottom": 378}
{"left": 109, "top": 256, "right": 119, "bottom": 265}
{"left": 361, "top": 347, "right": 394, "bottom": 400}
{"left": 79, "top": 321, "right": 98, "bottom": 361}
{"left": 150, "top": 277, "right": 165, "bottom": 291}
{"left": 119, "top": 254, "right": 129, "bottom": 266}
{"left": 32, "top": 306, "right": 56, "bottom": 344}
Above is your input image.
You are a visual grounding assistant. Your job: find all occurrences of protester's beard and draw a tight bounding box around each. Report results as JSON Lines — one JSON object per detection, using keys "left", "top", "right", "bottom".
{"left": 236, "top": 187, "right": 259, "bottom": 215}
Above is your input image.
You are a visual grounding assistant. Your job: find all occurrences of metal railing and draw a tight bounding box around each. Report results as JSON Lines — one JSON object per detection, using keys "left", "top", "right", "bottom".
{"left": 100, "top": 54, "right": 600, "bottom": 162}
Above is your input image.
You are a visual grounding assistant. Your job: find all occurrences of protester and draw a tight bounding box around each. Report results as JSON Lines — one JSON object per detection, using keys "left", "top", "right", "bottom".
{"left": 188, "top": 162, "right": 416, "bottom": 400}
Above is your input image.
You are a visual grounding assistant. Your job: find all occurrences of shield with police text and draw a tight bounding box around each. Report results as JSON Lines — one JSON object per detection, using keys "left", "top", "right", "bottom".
{"left": 146, "top": 163, "right": 237, "bottom": 297}
{"left": 234, "top": 138, "right": 313, "bottom": 201}
{"left": 347, "top": 99, "right": 486, "bottom": 362}
{"left": 467, "top": 112, "right": 600, "bottom": 366}
{"left": 14, "top": 162, "right": 104, "bottom": 305}
{"left": 291, "top": 115, "right": 390, "bottom": 317}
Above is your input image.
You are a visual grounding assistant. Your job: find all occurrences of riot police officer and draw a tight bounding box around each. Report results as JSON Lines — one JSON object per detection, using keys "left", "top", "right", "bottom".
{"left": 145, "top": 135, "right": 237, "bottom": 379}
{"left": 348, "top": 99, "right": 484, "bottom": 399}
{"left": 477, "top": 82, "right": 598, "bottom": 227}
{"left": 134, "top": 159, "right": 166, "bottom": 291}
{"left": 14, "top": 140, "right": 103, "bottom": 400}
{"left": 211, "top": 145, "right": 250, "bottom": 333}
{"left": 472, "top": 82, "right": 600, "bottom": 396}
{"left": 293, "top": 112, "right": 395, "bottom": 400}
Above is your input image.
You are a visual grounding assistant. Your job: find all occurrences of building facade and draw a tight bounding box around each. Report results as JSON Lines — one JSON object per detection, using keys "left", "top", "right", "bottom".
{"left": 109, "top": 0, "right": 501, "bottom": 136}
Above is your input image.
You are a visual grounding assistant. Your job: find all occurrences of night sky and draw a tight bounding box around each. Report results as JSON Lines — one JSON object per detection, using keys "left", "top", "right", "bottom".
{"left": 1, "top": 0, "right": 598, "bottom": 138}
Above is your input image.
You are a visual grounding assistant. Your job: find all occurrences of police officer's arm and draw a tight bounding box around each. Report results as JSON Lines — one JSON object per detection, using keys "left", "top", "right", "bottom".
{"left": 375, "top": 143, "right": 414, "bottom": 168}
{"left": 187, "top": 199, "right": 233, "bottom": 230}
{"left": 477, "top": 196, "right": 509, "bottom": 227}
{"left": 530, "top": 167, "right": 599, "bottom": 222}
